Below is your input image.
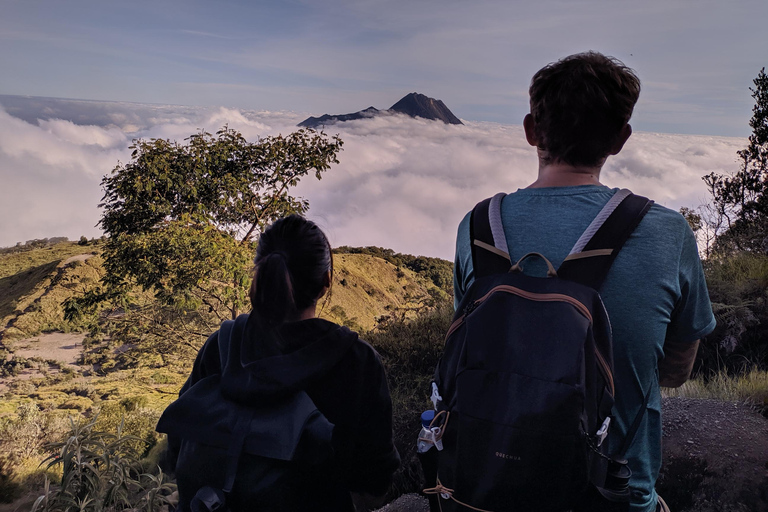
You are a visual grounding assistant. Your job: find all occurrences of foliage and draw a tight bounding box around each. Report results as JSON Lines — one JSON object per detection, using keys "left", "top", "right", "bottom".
{"left": 31, "top": 416, "right": 175, "bottom": 512}
{"left": 92, "top": 401, "right": 162, "bottom": 459}
{"left": 366, "top": 303, "right": 453, "bottom": 499}
{"left": 0, "top": 403, "right": 52, "bottom": 462}
{"left": 100, "top": 127, "right": 342, "bottom": 241}
{"left": 101, "top": 220, "right": 253, "bottom": 319}
{"left": 66, "top": 127, "right": 342, "bottom": 361}
{"left": 696, "top": 253, "right": 768, "bottom": 375}
{"left": 703, "top": 68, "right": 768, "bottom": 253}
{"left": 0, "top": 403, "right": 70, "bottom": 503}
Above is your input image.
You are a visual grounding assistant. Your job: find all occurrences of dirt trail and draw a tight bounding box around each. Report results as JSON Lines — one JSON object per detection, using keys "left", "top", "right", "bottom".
{"left": 11, "top": 332, "right": 84, "bottom": 364}
{"left": 0, "top": 332, "right": 85, "bottom": 393}
{"left": 61, "top": 254, "right": 93, "bottom": 265}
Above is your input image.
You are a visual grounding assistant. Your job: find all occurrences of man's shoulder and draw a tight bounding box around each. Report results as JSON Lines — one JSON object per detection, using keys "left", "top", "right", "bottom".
{"left": 643, "top": 201, "right": 689, "bottom": 227}
{"left": 634, "top": 201, "right": 695, "bottom": 250}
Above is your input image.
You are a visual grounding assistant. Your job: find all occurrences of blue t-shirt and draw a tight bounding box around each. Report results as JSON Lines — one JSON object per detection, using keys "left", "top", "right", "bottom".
{"left": 453, "top": 185, "right": 716, "bottom": 512}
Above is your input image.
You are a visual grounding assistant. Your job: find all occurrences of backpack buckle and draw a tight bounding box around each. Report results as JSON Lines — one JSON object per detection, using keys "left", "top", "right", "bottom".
{"left": 430, "top": 382, "right": 443, "bottom": 409}
{"left": 596, "top": 417, "right": 611, "bottom": 447}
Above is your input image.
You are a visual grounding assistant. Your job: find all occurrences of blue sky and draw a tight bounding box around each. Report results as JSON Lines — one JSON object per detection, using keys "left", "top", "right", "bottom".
{"left": 2, "top": 0, "right": 767, "bottom": 137}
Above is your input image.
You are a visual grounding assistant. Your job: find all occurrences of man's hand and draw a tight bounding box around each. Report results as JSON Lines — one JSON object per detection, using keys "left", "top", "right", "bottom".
{"left": 659, "top": 339, "right": 700, "bottom": 388}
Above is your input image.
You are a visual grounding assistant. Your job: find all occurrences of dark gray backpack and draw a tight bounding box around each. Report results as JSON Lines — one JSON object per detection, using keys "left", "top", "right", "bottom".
{"left": 157, "top": 315, "right": 335, "bottom": 512}
{"left": 426, "top": 190, "right": 652, "bottom": 512}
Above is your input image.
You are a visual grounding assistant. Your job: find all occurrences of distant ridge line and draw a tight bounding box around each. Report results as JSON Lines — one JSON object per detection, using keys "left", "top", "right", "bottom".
{"left": 298, "top": 92, "right": 463, "bottom": 128}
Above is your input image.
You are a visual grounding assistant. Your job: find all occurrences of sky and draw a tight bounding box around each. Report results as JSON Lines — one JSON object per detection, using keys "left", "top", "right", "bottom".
{"left": 2, "top": 0, "right": 767, "bottom": 136}
{"left": 0, "top": 0, "right": 764, "bottom": 258}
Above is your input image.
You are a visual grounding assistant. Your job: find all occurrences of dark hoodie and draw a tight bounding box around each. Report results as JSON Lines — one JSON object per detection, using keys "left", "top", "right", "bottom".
{"left": 158, "top": 314, "right": 400, "bottom": 511}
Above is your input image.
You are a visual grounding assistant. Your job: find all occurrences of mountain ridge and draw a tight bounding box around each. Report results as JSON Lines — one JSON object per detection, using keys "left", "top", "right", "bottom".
{"left": 298, "top": 92, "right": 463, "bottom": 128}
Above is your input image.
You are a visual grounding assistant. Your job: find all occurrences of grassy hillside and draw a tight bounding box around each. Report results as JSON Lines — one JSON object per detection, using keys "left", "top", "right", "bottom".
{"left": 0, "top": 240, "right": 452, "bottom": 502}
{"left": 0, "top": 242, "right": 445, "bottom": 343}
{"left": 0, "top": 243, "right": 100, "bottom": 339}
{"left": 321, "top": 252, "right": 443, "bottom": 331}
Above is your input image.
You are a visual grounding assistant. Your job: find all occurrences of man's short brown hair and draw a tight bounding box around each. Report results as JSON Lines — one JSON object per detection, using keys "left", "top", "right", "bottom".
{"left": 529, "top": 51, "right": 641, "bottom": 167}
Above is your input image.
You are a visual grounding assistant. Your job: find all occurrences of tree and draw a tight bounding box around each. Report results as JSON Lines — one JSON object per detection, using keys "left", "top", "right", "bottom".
{"left": 704, "top": 68, "right": 768, "bottom": 253}
{"left": 67, "top": 127, "right": 343, "bottom": 362}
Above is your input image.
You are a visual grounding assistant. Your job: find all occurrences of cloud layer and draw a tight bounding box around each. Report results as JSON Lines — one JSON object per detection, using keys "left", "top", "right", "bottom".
{"left": 0, "top": 97, "right": 744, "bottom": 259}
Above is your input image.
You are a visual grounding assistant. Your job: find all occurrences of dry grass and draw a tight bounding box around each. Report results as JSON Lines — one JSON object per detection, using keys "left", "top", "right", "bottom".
{"left": 319, "top": 253, "right": 441, "bottom": 331}
{"left": 1, "top": 243, "right": 103, "bottom": 339}
{"left": 662, "top": 369, "right": 768, "bottom": 413}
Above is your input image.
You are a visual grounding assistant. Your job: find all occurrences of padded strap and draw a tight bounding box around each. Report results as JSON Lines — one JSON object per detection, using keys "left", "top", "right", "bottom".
{"left": 218, "top": 319, "right": 234, "bottom": 374}
{"left": 569, "top": 189, "right": 632, "bottom": 255}
{"left": 488, "top": 193, "right": 510, "bottom": 256}
{"left": 470, "top": 193, "right": 512, "bottom": 278}
{"left": 558, "top": 191, "right": 653, "bottom": 290}
{"left": 617, "top": 384, "right": 653, "bottom": 458}
{"left": 218, "top": 314, "right": 253, "bottom": 494}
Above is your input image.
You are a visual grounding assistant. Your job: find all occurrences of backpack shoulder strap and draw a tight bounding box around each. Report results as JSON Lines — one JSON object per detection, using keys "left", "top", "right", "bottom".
{"left": 470, "top": 192, "right": 512, "bottom": 278}
{"left": 217, "top": 314, "right": 248, "bottom": 374}
{"left": 558, "top": 189, "right": 653, "bottom": 290}
{"left": 216, "top": 314, "right": 253, "bottom": 494}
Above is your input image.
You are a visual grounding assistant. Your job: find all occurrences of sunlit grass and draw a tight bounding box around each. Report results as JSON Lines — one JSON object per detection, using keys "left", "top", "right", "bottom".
{"left": 662, "top": 369, "right": 768, "bottom": 413}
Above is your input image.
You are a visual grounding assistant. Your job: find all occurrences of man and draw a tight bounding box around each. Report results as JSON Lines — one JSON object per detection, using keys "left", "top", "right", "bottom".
{"left": 453, "top": 52, "right": 716, "bottom": 512}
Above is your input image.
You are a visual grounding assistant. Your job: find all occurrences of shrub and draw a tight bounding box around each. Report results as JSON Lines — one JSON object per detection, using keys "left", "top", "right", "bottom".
{"left": 367, "top": 303, "right": 453, "bottom": 499}
{"left": 0, "top": 458, "right": 22, "bottom": 504}
{"left": 93, "top": 402, "right": 162, "bottom": 458}
{"left": 0, "top": 404, "right": 70, "bottom": 501}
{"left": 31, "top": 416, "right": 176, "bottom": 512}
{"left": 0, "top": 403, "right": 45, "bottom": 461}
{"left": 697, "top": 253, "right": 768, "bottom": 375}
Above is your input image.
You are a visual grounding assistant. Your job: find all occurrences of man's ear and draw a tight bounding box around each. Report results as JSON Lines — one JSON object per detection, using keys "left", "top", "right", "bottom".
{"left": 609, "top": 124, "right": 633, "bottom": 155}
{"left": 523, "top": 114, "right": 539, "bottom": 147}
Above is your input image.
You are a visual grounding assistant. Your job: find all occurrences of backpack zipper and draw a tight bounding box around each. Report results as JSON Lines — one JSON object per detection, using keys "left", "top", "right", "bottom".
{"left": 594, "top": 347, "right": 615, "bottom": 396}
{"left": 445, "top": 285, "right": 615, "bottom": 395}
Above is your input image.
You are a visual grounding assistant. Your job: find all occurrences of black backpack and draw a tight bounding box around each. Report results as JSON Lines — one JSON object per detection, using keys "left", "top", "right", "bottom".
{"left": 424, "top": 189, "right": 653, "bottom": 512}
{"left": 156, "top": 315, "right": 335, "bottom": 512}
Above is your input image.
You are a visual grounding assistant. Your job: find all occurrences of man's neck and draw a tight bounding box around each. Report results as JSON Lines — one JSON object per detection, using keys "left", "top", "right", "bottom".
{"left": 527, "top": 161, "right": 604, "bottom": 189}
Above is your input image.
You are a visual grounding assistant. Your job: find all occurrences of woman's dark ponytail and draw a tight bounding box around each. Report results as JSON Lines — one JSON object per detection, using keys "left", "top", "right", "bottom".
{"left": 250, "top": 215, "right": 332, "bottom": 326}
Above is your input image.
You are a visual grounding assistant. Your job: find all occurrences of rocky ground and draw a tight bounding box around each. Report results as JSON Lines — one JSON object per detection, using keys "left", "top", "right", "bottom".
{"left": 377, "top": 398, "right": 768, "bottom": 512}
{"left": 657, "top": 397, "right": 768, "bottom": 512}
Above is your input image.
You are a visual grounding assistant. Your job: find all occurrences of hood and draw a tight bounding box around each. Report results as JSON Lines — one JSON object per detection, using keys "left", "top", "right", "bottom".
{"left": 219, "top": 314, "right": 357, "bottom": 402}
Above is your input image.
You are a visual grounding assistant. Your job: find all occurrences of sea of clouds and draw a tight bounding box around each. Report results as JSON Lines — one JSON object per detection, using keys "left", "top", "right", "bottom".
{"left": 0, "top": 96, "right": 745, "bottom": 259}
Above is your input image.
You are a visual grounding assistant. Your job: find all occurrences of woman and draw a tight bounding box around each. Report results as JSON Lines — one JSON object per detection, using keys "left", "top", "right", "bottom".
{"left": 159, "top": 215, "right": 400, "bottom": 511}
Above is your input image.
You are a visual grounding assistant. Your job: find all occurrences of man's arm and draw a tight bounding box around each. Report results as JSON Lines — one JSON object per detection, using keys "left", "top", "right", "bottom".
{"left": 658, "top": 339, "right": 700, "bottom": 388}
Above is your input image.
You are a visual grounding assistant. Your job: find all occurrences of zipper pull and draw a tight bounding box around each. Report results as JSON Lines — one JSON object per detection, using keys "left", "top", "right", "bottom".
{"left": 463, "top": 300, "right": 479, "bottom": 316}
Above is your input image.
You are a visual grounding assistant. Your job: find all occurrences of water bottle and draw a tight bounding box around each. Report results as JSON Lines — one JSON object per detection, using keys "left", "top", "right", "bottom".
{"left": 417, "top": 410, "right": 443, "bottom": 453}
{"left": 417, "top": 410, "right": 442, "bottom": 512}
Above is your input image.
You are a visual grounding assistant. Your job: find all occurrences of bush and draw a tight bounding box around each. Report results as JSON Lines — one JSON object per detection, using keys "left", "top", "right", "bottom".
{"left": 31, "top": 416, "right": 175, "bottom": 512}
{"left": 0, "top": 403, "right": 46, "bottom": 461}
{"left": 93, "top": 402, "right": 162, "bottom": 458}
{"left": 367, "top": 303, "right": 453, "bottom": 499}
{"left": 697, "top": 253, "right": 768, "bottom": 376}
{"left": 0, "top": 458, "right": 22, "bottom": 504}
{"left": 0, "top": 403, "right": 70, "bottom": 501}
